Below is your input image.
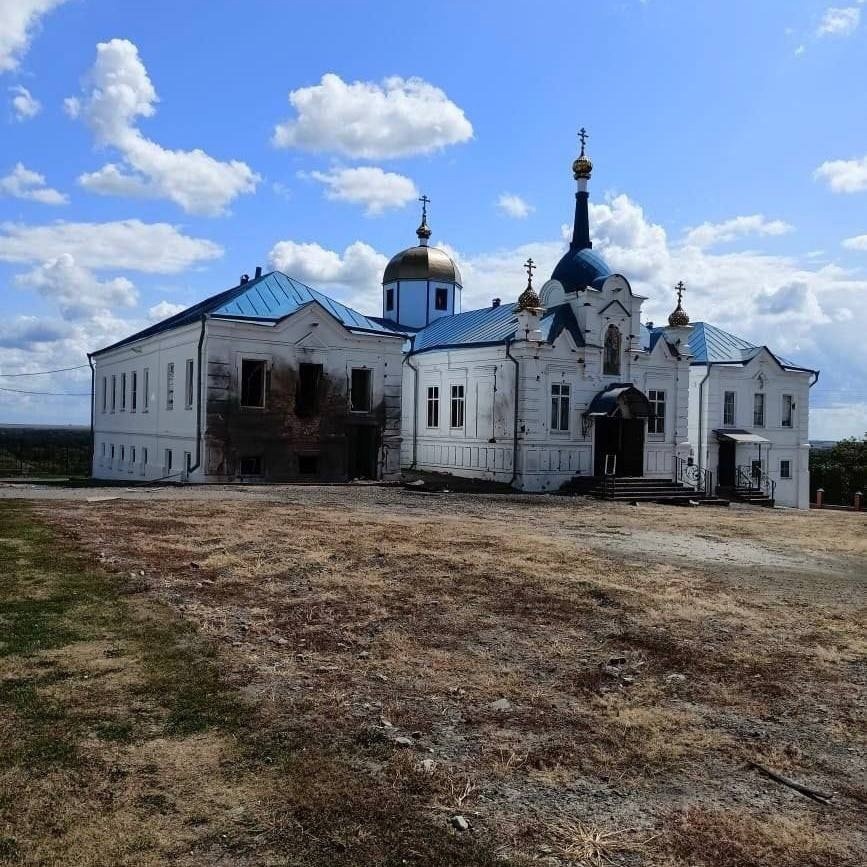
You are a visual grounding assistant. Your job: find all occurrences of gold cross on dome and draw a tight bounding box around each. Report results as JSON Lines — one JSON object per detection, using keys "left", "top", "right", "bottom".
{"left": 524, "top": 257, "right": 536, "bottom": 283}
{"left": 418, "top": 194, "right": 430, "bottom": 218}
{"left": 675, "top": 281, "right": 686, "bottom": 304}
{"left": 578, "top": 127, "right": 589, "bottom": 156}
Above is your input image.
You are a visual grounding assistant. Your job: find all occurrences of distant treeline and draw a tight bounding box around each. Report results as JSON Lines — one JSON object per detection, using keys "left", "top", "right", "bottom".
{"left": 0, "top": 426, "right": 90, "bottom": 477}
{"left": 810, "top": 434, "right": 866, "bottom": 506}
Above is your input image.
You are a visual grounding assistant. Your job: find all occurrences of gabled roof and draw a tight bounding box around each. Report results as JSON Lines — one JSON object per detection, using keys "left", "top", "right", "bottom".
{"left": 410, "top": 301, "right": 584, "bottom": 354}
{"left": 641, "top": 322, "right": 816, "bottom": 374}
{"left": 93, "top": 270, "right": 396, "bottom": 356}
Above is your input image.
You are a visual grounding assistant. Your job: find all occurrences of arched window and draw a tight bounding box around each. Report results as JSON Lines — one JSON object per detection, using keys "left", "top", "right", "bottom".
{"left": 603, "top": 325, "right": 621, "bottom": 375}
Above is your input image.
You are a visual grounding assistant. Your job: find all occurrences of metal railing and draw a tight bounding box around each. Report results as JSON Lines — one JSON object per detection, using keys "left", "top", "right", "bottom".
{"left": 674, "top": 455, "right": 713, "bottom": 496}
{"left": 738, "top": 464, "right": 776, "bottom": 501}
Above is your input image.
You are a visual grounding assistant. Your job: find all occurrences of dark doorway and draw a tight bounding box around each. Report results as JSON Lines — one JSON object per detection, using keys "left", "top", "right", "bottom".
{"left": 594, "top": 418, "right": 645, "bottom": 476}
{"left": 348, "top": 425, "right": 378, "bottom": 479}
{"left": 718, "top": 440, "right": 736, "bottom": 487}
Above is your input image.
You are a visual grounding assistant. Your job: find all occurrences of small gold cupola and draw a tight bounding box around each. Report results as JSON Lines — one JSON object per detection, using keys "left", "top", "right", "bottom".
{"left": 516, "top": 258, "right": 542, "bottom": 311}
{"left": 668, "top": 281, "right": 691, "bottom": 326}
{"left": 416, "top": 193, "right": 432, "bottom": 244}
{"left": 572, "top": 127, "right": 593, "bottom": 180}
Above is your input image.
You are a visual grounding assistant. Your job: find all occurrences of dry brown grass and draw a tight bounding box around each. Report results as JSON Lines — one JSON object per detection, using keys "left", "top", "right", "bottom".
{"left": 5, "top": 492, "right": 864, "bottom": 866}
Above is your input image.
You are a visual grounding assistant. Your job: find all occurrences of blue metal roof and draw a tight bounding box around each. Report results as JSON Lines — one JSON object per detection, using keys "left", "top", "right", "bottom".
{"left": 642, "top": 321, "right": 816, "bottom": 373}
{"left": 93, "top": 270, "right": 395, "bottom": 355}
{"left": 551, "top": 247, "right": 612, "bottom": 291}
{"left": 410, "top": 301, "right": 584, "bottom": 353}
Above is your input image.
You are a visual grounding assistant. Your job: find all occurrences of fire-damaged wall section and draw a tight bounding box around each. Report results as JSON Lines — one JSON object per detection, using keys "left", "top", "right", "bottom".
{"left": 202, "top": 308, "right": 404, "bottom": 482}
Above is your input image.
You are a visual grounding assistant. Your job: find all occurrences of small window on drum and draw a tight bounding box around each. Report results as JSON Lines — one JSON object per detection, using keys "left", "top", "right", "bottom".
{"left": 385, "top": 288, "right": 394, "bottom": 312}
{"left": 435, "top": 287, "right": 448, "bottom": 310}
{"left": 240, "top": 456, "right": 263, "bottom": 475}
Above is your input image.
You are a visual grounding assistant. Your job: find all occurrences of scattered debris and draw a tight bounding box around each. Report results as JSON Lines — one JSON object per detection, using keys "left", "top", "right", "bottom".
{"left": 748, "top": 761, "right": 833, "bottom": 806}
{"left": 394, "top": 736, "right": 414, "bottom": 747}
{"left": 665, "top": 673, "right": 687, "bottom": 683}
{"left": 489, "top": 697, "right": 512, "bottom": 712}
{"left": 450, "top": 815, "right": 470, "bottom": 832}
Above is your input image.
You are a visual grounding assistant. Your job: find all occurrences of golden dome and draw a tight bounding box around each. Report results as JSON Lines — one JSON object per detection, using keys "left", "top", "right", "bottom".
{"left": 667, "top": 281, "right": 690, "bottom": 326}
{"left": 572, "top": 155, "right": 593, "bottom": 180}
{"left": 516, "top": 283, "right": 541, "bottom": 312}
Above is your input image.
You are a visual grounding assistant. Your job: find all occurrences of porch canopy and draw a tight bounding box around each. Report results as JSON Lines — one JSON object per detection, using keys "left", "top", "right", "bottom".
{"left": 585, "top": 384, "right": 652, "bottom": 419}
{"left": 714, "top": 429, "right": 770, "bottom": 444}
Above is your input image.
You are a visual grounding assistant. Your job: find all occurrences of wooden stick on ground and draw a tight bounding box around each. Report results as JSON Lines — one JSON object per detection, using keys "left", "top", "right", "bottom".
{"left": 748, "top": 761, "right": 833, "bottom": 806}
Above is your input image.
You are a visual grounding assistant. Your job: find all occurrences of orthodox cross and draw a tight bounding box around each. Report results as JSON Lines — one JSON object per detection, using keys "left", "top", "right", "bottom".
{"left": 675, "top": 280, "right": 686, "bottom": 305}
{"left": 524, "top": 257, "right": 536, "bottom": 285}
{"left": 578, "top": 127, "right": 589, "bottom": 156}
{"left": 418, "top": 194, "right": 430, "bottom": 220}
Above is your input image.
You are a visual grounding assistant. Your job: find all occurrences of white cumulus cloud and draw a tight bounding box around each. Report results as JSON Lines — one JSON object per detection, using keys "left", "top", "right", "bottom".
{"left": 497, "top": 193, "right": 534, "bottom": 219}
{"left": 683, "top": 214, "right": 793, "bottom": 248}
{"left": 815, "top": 154, "right": 867, "bottom": 193}
{"left": 9, "top": 84, "right": 40, "bottom": 119}
{"left": 69, "top": 39, "right": 259, "bottom": 216}
{"left": 842, "top": 233, "right": 867, "bottom": 250}
{"left": 0, "top": 162, "right": 67, "bottom": 205}
{"left": 0, "top": 0, "right": 68, "bottom": 73}
{"left": 816, "top": 6, "right": 861, "bottom": 36}
{"left": 15, "top": 253, "right": 137, "bottom": 319}
{"left": 306, "top": 166, "right": 418, "bottom": 215}
{"left": 0, "top": 219, "right": 222, "bottom": 272}
{"left": 269, "top": 239, "right": 388, "bottom": 313}
{"left": 272, "top": 73, "right": 473, "bottom": 159}
{"left": 148, "top": 300, "right": 186, "bottom": 321}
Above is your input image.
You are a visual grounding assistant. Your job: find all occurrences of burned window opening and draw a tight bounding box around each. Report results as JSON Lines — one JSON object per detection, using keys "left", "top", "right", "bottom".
{"left": 296, "top": 363, "right": 323, "bottom": 417}
{"left": 297, "top": 453, "right": 319, "bottom": 475}
{"left": 350, "top": 368, "right": 372, "bottom": 412}
{"left": 241, "top": 359, "right": 266, "bottom": 408}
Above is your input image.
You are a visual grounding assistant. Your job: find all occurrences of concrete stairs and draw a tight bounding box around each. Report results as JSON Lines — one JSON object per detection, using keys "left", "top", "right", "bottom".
{"left": 578, "top": 476, "right": 730, "bottom": 506}
{"left": 723, "top": 485, "right": 775, "bottom": 508}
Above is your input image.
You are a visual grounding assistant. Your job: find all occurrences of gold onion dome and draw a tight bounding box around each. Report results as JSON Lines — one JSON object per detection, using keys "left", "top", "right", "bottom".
{"left": 416, "top": 216, "right": 432, "bottom": 241}
{"left": 572, "top": 154, "right": 593, "bottom": 180}
{"left": 668, "top": 281, "right": 690, "bottom": 326}
{"left": 516, "top": 258, "right": 541, "bottom": 311}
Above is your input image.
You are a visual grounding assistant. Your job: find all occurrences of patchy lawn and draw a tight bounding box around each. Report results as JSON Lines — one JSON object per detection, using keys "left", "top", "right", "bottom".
{"left": 2, "top": 490, "right": 865, "bottom": 865}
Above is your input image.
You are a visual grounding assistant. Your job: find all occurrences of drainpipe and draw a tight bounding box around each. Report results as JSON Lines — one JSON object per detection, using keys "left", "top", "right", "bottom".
{"left": 404, "top": 349, "right": 419, "bottom": 468}
{"left": 696, "top": 363, "right": 713, "bottom": 470}
{"left": 87, "top": 352, "right": 95, "bottom": 479}
{"left": 185, "top": 315, "right": 208, "bottom": 478}
{"left": 505, "top": 339, "right": 520, "bottom": 485}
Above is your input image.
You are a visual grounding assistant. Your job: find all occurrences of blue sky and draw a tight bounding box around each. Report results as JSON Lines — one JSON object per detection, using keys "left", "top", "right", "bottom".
{"left": 1, "top": 0, "right": 866, "bottom": 437}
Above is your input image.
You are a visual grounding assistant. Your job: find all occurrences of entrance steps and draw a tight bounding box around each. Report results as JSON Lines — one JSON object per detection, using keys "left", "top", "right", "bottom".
{"left": 721, "top": 485, "right": 775, "bottom": 508}
{"left": 563, "top": 476, "right": 729, "bottom": 506}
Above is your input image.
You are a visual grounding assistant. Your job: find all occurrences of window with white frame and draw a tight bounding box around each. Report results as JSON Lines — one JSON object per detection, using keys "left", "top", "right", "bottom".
{"left": 603, "top": 325, "right": 621, "bottom": 375}
{"left": 166, "top": 362, "right": 175, "bottom": 410}
{"left": 111, "top": 375, "right": 117, "bottom": 412}
{"left": 350, "top": 368, "right": 372, "bottom": 412}
{"left": 120, "top": 372, "right": 127, "bottom": 411}
{"left": 130, "top": 446, "right": 136, "bottom": 465}
{"left": 143, "top": 368, "right": 149, "bottom": 411}
{"left": 165, "top": 449, "right": 173, "bottom": 472}
{"left": 781, "top": 394, "right": 793, "bottom": 427}
{"left": 185, "top": 359, "right": 194, "bottom": 409}
{"left": 131, "top": 370, "right": 137, "bottom": 412}
{"left": 723, "top": 390, "right": 736, "bottom": 426}
{"left": 450, "top": 384, "right": 465, "bottom": 428}
{"left": 426, "top": 386, "right": 439, "bottom": 427}
{"left": 110, "top": 444, "right": 115, "bottom": 462}
{"left": 753, "top": 392, "right": 765, "bottom": 427}
{"left": 142, "top": 447, "right": 148, "bottom": 467}
{"left": 648, "top": 389, "right": 666, "bottom": 434}
{"left": 780, "top": 459, "right": 791, "bottom": 479}
{"left": 120, "top": 445, "right": 125, "bottom": 462}
{"left": 551, "top": 383, "right": 570, "bottom": 432}
{"left": 101, "top": 377, "right": 107, "bottom": 413}
{"left": 241, "top": 359, "right": 266, "bottom": 408}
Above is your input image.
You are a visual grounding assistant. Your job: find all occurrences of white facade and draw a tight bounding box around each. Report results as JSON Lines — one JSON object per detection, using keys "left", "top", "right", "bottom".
{"left": 402, "top": 275, "right": 692, "bottom": 492}
{"left": 688, "top": 349, "right": 814, "bottom": 508}
{"left": 91, "top": 297, "right": 404, "bottom": 483}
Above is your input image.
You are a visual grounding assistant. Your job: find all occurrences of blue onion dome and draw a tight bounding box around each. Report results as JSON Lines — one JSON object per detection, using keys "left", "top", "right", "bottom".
{"left": 551, "top": 247, "right": 612, "bottom": 291}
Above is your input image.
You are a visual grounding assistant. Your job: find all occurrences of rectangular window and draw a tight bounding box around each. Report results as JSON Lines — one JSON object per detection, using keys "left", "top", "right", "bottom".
{"left": 121, "top": 372, "right": 127, "bottom": 411}
{"left": 184, "top": 451, "right": 192, "bottom": 473}
{"left": 241, "top": 358, "right": 266, "bottom": 408}
{"left": 551, "top": 383, "right": 570, "bottom": 432}
{"left": 101, "top": 442, "right": 106, "bottom": 457}
{"left": 185, "top": 359, "right": 194, "bottom": 409}
{"left": 782, "top": 394, "right": 793, "bottom": 427}
{"left": 240, "top": 456, "right": 263, "bottom": 475}
{"left": 130, "top": 446, "right": 136, "bottom": 465}
{"left": 166, "top": 362, "right": 175, "bottom": 410}
{"left": 780, "top": 459, "right": 791, "bottom": 479}
{"left": 142, "top": 447, "right": 148, "bottom": 467}
{"left": 435, "top": 287, "right": 448, "bottom": 311}
{"left": 648, "top": 389, "right": 666, "bottom": 434}
{"left": 143, "top": 368, "right": 149, "bottom": 411}
{"left": 120, "top": 445, "right": 125, "bottom": 462}
{"left": 165, "top": 449, "right": 173, "bottom": 472}
{"left": 753, "top": 392, "right": 765, "bottom": 427}
{"left": 723, "top": 390, "right": 736, "bottom": 426}
{"left": 131, "top": 370, "right": 137, "bottom": 412}
{"left": 296, "top": 363, "right": 323, "bottom": 417}
{"left": 101, "top": 377, "right": 107, "bottom": 413}
{"left": 111, "top": 375, "right": 117, "bottom": 412}
{"left": 385, "top": 287, "right": 394, "bottom": 312}
{"left": 350, "top": 368, "right": 372, "bottom": 412}
{"left": 450, "top": 384, "right": 465, "bottom": 428}
{"left": 110, "top": 444, "right": 115, "bottom": 462}
{"left": 426, "top": 386, "right": 439, "bottom": 427}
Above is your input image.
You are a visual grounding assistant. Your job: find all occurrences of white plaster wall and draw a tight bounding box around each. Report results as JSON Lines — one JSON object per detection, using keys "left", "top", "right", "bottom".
{"left": 92, "top": 323, "right": 202, "bottom": 481}
{"left": 383, "top": 278, "right": 460, "bottom": 329}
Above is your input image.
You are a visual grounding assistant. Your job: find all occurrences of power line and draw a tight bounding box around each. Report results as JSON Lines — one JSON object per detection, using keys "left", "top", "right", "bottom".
{"left": 0, "top": 364, "right": 90, "bottom": 377}
{"left": 0, "top": 386, "right": 91, "bottom": 397}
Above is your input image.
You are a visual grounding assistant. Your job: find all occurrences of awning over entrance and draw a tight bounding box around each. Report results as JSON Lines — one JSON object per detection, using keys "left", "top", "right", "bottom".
{"left": 714, "top": 429, "right": 770, "bottom": 444}
{"left": 585, "top": 384, "right": 652, "bottom": 419}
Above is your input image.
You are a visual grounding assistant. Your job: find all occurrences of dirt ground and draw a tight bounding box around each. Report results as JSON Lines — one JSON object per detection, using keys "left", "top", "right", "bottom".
{"left": 1, "top": 483, "right": 865, "bottom": 865}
